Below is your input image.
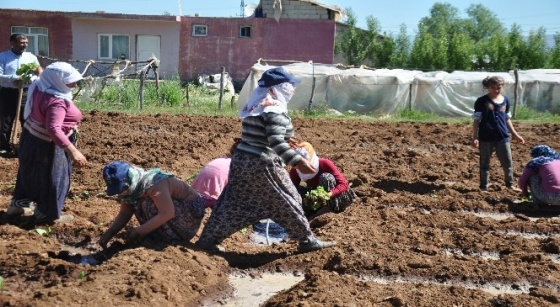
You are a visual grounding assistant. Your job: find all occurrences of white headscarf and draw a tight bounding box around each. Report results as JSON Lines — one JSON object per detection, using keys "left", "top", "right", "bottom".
{"left": 24, "top": 62, "right": 83, "bottom": 120}
{"left": 239, "top": 82, "right": 296, "bottom": 119}
{"left": 295, "top": 142, "right": 320, "bottom": 181}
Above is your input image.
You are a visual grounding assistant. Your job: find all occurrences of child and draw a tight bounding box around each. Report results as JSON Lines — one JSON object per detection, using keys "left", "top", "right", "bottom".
{"left": 471, "top": 76, "right": 525, "bottom": 191}
{"left": 289, "top": 142, "right": 356, "bottom": 216}
{"left": 98, "top": 161, "right": 205, "bottom": 248}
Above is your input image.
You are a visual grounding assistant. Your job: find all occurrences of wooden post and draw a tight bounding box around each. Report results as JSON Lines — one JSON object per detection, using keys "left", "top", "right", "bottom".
{"left": 218, "top": 66, "right": 225, "bottom": 110}
{"left": 185, "top": 82, "right": 190, "bottom": 106}
{"left": 408, "top": 83, "right": 413, "bottom": 111}
{"left": 513, "top": 69, "right": 519, "bottom": 119}
{"left": 139, "top": 70, "right": 146, "bottom": 109}
{"left": 307, "top": 62, "right": 315, "bottom": 113}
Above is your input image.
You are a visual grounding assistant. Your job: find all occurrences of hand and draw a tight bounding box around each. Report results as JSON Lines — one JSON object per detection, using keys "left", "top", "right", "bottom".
{"left": 126, "top": 228, "right": 142, "bottom": 244}
{"left": 13, "top": 79, "right": 24, "bottom": 88}
{"left": 513, "top": 134, "right": 525, "bottom": 144}
{"left": 288, "top": 137, "right": 299, "bottom": 149}
{"left": 471, "top": 138, "right": 479, "bottom": 148}
{"left": 99, "top": 231, "right": 115, "bottom": 249}
{"left": 296, "top": 158, "right": 316, "bottom": 174}
{"left": 72, "top": 151, "right": 88, "bottom": 168}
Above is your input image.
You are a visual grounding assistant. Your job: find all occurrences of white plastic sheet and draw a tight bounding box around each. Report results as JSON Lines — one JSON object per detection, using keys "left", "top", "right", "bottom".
{"left": 238, "top": 63, "right": 560, "bottom": 117}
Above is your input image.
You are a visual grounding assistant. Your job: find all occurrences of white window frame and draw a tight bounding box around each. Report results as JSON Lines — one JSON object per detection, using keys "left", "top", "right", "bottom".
{"left": 239, "top": 26, "right": 252, "bottom": 38}
{"left": 10, "top": 26, "right": 49, "bottom": 56}
{"left": 192, "top": 25, "right": 208, "bottom": 37}
{"left": 97, "top": 34, "right": 130, "bottom": 60}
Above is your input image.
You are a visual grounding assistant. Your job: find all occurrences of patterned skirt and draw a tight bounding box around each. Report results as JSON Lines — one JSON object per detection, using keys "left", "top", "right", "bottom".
{"left": 529, "top": 174, "right": 560, "bottom": 206}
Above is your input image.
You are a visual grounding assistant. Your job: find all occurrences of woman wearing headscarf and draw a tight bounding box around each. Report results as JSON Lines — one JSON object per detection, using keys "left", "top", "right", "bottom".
{"left": 5, "top": 62, "right": 87, "bottom": 224}
{"left": 518, "top": 144, "right": 560, "bottom": 206}
{"left": 289, "top": 142, "right": 356, "bottom": 216}
{"left": 196, "top": 67, "right": 335, "bottom": 253}
{"left": 98, "top": 161, "right": 205, "bottom": 248}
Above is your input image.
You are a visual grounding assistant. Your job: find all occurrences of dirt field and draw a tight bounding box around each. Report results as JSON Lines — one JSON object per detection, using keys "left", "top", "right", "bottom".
{"left": 1, "top": 111, "right": 560, "bottom": 306}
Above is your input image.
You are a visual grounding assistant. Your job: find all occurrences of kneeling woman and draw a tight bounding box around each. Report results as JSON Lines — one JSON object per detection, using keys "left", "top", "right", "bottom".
{"left": 99, "top": 161, "right": 206, "bottom": 248}
{"left": 518, "top": 145, "right": 560, "bottom": 206}
{"left": 289, "top": 142, "right": 356, "bottom": 216}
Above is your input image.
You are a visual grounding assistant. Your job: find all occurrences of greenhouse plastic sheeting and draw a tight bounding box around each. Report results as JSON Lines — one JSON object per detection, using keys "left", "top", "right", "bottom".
{"left": 237, "top": 63, "right": 560, "bottom": 117}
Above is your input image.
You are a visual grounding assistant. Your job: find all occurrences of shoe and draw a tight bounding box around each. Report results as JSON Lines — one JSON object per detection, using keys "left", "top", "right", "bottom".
{"left": 6, "top": 199, "right": 35, "bottom": 217}
{"left": 507, "top": 185, "right": 522, "bottom": 192}
{"left": 298, "top": 239, "right": 336, "bottom": 253}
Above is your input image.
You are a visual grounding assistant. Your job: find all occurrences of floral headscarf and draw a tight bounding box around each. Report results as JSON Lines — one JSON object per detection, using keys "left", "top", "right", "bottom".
{"left": 295, "top": 142, "right": 320, "bottom": 181}
{"left": 526, "top": 144, "right": 560, "bottom": 170}
{"left": 239, "top": 82, "right": 296, "bottom": 119}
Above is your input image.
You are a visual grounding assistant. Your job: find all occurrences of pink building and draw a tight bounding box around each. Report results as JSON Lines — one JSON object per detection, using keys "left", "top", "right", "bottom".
{"left": 0, "top": 1, "right": 343, "bottom": 84}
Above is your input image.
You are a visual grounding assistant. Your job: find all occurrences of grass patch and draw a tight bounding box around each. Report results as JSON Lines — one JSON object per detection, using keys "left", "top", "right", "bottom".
{"left": 75, "top": 81, "right": 560, "bottom": 123}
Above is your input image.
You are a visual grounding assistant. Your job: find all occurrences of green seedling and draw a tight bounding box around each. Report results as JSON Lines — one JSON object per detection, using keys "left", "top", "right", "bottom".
{"left": 77, "top": 271, "right": 87, "bottom": 280}
{"left": 30, "top": 226, "right": 52, "bottom": 237}
{"left": 0, "top": 275, "right": 5, "bottom": 291}
{"left": 16, "top": 63, "right": 40, "bottom": 84}
{"left": 304, "top": 186, "right": 331, "bottom": 211}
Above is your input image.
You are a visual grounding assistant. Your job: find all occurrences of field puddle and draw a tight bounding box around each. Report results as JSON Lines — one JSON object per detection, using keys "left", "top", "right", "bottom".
{"left": 221, "top": 272, "right": 304, "bottom": 306}
{"left": 359, "top": 274, "right": 534, "bottom": 295}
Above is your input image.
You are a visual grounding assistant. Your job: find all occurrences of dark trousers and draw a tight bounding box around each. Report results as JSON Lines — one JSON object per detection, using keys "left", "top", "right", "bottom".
{"left": 0, "top": 87, "right": 26, "bottom": 150}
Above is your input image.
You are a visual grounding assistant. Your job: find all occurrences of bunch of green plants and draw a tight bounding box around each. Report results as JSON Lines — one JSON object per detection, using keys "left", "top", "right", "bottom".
{"left": 16, "top": 63, "right": 40, "bottom": 84}
{"left": 304, "top": 186, "right": 331, "bottom": 211}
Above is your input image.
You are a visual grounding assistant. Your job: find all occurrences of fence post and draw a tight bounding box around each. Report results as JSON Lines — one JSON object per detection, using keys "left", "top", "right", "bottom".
{"left": 307, "top": 61, "right": 316, "bottom": 113}
{"left": 513, "top": 69, "right": 519, "bottom": 119}
{"left": 408, "top": 83, "right": 413, "bottom": 111}
{"left": 218, "top": 66, "right": 225, "bottom": 110}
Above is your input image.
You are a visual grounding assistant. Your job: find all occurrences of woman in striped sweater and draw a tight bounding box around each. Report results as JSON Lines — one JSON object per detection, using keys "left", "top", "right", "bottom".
{"left": 197, "top": 67, "right": 335, "bottom": 253}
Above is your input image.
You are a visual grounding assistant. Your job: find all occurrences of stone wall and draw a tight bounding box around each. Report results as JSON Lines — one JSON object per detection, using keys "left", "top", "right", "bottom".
{"left": 260, "top": 0, "right": 333, "bottom": 20}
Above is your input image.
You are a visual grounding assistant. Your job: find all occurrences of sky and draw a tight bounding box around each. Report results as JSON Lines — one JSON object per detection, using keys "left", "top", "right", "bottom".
{"left": 3, "top": 0, "right": 560, "bottom": 36}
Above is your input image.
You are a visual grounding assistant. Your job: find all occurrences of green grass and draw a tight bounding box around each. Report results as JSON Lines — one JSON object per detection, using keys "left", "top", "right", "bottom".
{"left": 75, "top": 81, "right": 560, "bottom": 123}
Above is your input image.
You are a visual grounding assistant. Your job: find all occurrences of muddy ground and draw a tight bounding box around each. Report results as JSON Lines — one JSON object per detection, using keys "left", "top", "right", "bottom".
{"left": 1, "top": 111, "right": 560, "bottom": 306}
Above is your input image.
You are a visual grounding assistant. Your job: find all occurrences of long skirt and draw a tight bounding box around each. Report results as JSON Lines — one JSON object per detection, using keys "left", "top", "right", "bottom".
{"left": 135, "top": 196, "right": 205, "bottom": 242}
{"left": 197, "top": 151, "right": 315, "bottom": 246}
{"left": 12, "top": 128, "right": 73, "bottom": 222}
{"left": 529, "top": 174, "right": 560, "bottom": 206}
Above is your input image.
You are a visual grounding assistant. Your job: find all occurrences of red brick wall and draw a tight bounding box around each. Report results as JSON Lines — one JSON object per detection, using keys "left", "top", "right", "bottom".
{"left": 179, "top": 17, "right": 335, "bottom": 84}
{"left": 0, "top": 10, "right": 73, "bottom": 67}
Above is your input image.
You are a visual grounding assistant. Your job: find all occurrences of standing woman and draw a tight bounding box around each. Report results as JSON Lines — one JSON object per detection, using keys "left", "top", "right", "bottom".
{"left": 6, "top": 62, "right": 87, "bottom": 224}
{"left": 197, "top": 67, "right": 335, "bottom": 253}
{"left": 471, "top": 76, "right": 525, "bottom": 191}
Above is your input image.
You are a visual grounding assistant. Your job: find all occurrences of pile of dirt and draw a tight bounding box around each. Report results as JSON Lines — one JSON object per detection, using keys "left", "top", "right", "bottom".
{"left": 1, "top": 111, "right": 560, "bottom": 306}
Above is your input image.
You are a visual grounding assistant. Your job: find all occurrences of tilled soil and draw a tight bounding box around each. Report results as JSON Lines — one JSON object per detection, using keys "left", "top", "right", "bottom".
{"left": 1, "top": 111, "right": 560, "bottom": 306}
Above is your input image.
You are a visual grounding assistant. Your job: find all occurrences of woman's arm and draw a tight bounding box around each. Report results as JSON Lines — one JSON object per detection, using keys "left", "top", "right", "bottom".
{"left": 321, "top": 159, "right": 349, "bottom": 198}
{"left": 99, "top": 201, "right": 134, "bottom": 248}
{"left": 133, "top": 180, "right": 175, "bottom": 236}
{"left": 518, "top": 167, "right": 535, "bottom": 196}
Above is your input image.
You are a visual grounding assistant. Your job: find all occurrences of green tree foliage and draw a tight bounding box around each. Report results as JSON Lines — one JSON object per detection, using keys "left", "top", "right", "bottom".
{"left": 419, "top": 2, "right": 460, "bottom": 40}
{"left": 464, "top": 4, "right": 505, "bottom": 42}
{"left": 335, "top": 7, "right": 367, "bottom": 66}
{"left": 523, "top": 27, "right": 548, "bottom": 69}
{"left": 410, "top": 24, "right": 436, "bottom": 70}
{"left": 506, "top": 24, "right": 526, "bottom": 69}
{"left": 548, "top": 34, "right": 560, "bottom": 68}
{"left": 364, "top": 16, "right": 383, "bottom": 67}
{"left": 390, "top": 24, "right": 411, "bottom": 68}
{"left": 448, "top": 31, "right": 475, "bottom": 70}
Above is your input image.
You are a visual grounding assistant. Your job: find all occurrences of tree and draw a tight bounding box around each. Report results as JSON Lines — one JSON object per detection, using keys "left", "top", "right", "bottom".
{"left": 522, "top": 27, "right": 547, "bottom": 69}
{"left": 448, "top": 31, "right": 475, "bottom": 70}
{"left": 390, "top": 24, "right": 411, "bottom": 68}
{"left": 363, "top": 15, "right": 383, "bottom": 66}
{"left": 506, "top": 23, "right": 526, "bottom": 69}
{"left": 479, "top": 31, "right": 509, "bottom": 71}
{"left": 335, "top": 7, "right": 368, "bottom": 66}
{"left": 464, "top": 4, "right": 504, "bottom": 42}
{"left": 548, "top": 34, "right": 560, "bottom": 68}
{"left": 419, "top": 2, "right": 461, "bottom": 40}
{"left": 409, "top": 24, "right": 436, "bottom": 70}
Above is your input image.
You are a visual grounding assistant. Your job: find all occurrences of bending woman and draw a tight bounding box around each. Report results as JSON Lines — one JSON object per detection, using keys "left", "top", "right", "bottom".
{"left": 99, "top": 161, "right": 205, "bottom": 248}
{"left": 518, "top": 145, "right": 560, "bottom": 206}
